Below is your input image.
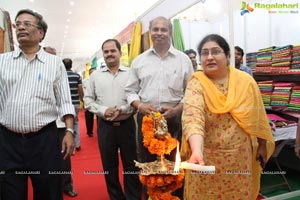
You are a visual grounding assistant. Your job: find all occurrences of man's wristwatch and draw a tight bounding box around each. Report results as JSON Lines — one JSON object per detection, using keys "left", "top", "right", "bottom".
{"left": 65, "top": 128, "right": 75, "bottom": 137}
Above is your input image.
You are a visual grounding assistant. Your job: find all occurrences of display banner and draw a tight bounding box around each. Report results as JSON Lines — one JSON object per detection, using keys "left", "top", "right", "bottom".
{"left": 120, "top": 43, "right": 129, "bottom": 67}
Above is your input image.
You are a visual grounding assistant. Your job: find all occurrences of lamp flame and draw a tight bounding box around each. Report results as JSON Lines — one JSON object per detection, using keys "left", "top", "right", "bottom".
{"left": 173, "top": 142, "right": 180, "bottom": 172}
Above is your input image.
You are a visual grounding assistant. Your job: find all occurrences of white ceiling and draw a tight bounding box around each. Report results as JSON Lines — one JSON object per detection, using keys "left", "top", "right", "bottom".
{"left": 1, "top": 0, "right": 160, "bottom": 65}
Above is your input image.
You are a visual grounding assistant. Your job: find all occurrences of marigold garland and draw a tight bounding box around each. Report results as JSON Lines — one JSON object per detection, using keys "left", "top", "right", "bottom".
{"left": 139, "top": 112, "right": 185, "bottom": 200}
{"left": 138, "top": 170, "right": 184, "bottom": 200}
{"left": 141, "top": 112, "right": 177, "bottom": 156}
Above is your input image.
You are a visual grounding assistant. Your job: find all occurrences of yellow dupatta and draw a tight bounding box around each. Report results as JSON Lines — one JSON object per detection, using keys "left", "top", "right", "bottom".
{"left": 193, "top": 66, "right": 275, "bottom": 199}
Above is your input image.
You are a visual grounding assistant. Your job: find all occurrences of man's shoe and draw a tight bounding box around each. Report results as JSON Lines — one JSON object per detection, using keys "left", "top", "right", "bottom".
{"left": 76, "top": 146, "right": 81, "bottom": 151}
{"left": 64, "top": 189, "right": 78, "bottom": 197}
{"left": 88, "top": 134, "right": 93, "bottom": 137}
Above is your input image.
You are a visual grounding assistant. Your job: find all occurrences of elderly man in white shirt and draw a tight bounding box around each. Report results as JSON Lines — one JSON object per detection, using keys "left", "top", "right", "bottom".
{"left": 125, "top": 16, "right": 193, "bottom": 199}
{"left": 126, "top": 16, "right": 193, "bottom": 162}
{"left": 0, "top": 9, "right": 75, "bottom": 200}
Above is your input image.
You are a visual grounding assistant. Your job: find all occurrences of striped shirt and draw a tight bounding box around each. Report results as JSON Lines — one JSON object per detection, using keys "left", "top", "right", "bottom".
{"left": 66, "top": 70, "right": 82, "bottom": 105}
{"left": 0, "top": 47, "right": 75, "bottom": 133}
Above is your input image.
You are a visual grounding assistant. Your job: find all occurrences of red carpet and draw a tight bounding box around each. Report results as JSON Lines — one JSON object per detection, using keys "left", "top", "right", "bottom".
{"left": 65, "top": 109, "right": 110, "bottom": 200}
{"left": 27, "top": 109, "right": 266, "bottom": 199}
{"left": 28, "top": 109, "right": 120, "bottom": 200}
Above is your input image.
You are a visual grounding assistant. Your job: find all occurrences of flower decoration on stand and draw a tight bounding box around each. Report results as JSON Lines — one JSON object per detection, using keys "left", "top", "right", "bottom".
{"left": 135, "top": 112, "right": 184, "bottom": 200}
{"left": 142, "top": 112, "right": 177, "bottom": 156}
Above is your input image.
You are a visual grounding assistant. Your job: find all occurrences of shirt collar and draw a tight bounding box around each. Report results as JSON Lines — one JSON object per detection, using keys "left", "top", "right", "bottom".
{"left": 118, "top": 65, "right": 128, "bottom": 71}
{"left": 13, "top": 46, "right": 46, "bottom": 63}
{"left": 100, "top": 64, "right": 128, "bottom": 72}
{"left": 149, "top": 44, "right": 177, "bottom": 57}
{"left": 12, "top": 47, "right": 24, "bottom": 58}
{"left": 100, "top": 66, "right": 109, "bottom": 72}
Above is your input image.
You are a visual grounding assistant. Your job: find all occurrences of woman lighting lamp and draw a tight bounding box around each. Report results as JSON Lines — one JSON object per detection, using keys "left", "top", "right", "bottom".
{"left": 181, "top": 34, "right": 275, "bottom": 200}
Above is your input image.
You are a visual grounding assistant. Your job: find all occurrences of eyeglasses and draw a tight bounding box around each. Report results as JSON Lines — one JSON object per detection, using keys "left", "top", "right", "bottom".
{"left": 13, "top": 21, "right": 41, "bottom": 29}
{"left": 200, "top": 48, "right": 224, "bottom": 58}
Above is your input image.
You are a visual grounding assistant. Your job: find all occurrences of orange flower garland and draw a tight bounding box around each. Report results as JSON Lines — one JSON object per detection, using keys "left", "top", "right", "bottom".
{"left": 139, "top": 172, "right": 184, "bottom": 200}
{"left": 139, "top": 112, "right": 185, "bottom": 200}
{"left": 141, "top": 112, "right": 177, "bottom": 156}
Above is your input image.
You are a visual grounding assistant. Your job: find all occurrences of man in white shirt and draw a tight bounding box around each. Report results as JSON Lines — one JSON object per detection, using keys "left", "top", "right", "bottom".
{"left": 125, "top": 16, "right": 193, "bottom": 199}
{"left": 84, "top": 39, "right": 141, "bottom": 200}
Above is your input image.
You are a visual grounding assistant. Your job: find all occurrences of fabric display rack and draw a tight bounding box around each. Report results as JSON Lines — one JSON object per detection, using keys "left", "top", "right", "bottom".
{"left": 251, "top": 44, "right": 299, "bottom": 141}
{"left": 250, "top": 44, "right": 300, "bottom": 199}
{"left": 250, "top": 44, "right": 300, "bottom": 112}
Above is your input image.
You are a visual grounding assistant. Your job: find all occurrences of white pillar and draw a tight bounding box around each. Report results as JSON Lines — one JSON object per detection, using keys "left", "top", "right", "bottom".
{"left": 228, "top": 0, "right": 235, "bottom": 66}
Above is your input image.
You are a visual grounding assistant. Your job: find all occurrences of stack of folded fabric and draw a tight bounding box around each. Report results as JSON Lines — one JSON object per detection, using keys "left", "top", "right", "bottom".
{"left": 267, "top": 113, "right": 297, "bottom": 128}
{"left": 288, "top": 85, "right": 300, "bottom": 111}
{"left": 270, "top": 82, "right": 293, "bottom": 109}
{"left": 246, "top": 52, "right": 257, "bottom": 72}
{"left": 271, "top": 45, "right": 292, "bottom": 72}
{"left": 256, "top": 46, "right": 274, "bottom": 72}
{"left": 258, "top": 80, "right": 274, "bottom": 107}
{"left": 291, "top": 44, "right": 300, "bottom": 70}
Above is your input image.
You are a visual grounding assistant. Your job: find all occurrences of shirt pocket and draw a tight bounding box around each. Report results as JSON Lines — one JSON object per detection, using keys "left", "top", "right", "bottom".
{"left": 168, "top": 73, "right": 183, "bottom": 98}
{"left": 32, "top": 79, "right": 53, "bottom": 101}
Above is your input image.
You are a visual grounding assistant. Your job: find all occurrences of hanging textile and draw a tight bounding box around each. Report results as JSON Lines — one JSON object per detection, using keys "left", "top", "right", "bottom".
{"left": 173, "top": 19, "right": 185, "bottom": 52}
{"left": 91, "top": 57, "right": 98, "bottom": 68}
{"left": 0, "top": 8, "right": 14, "bottom": 53}
{"left": 84, "top": 62, "right": 91, "bottom": 79}
{"left": 149, "top": 31, "right": 153, "bottom": 47}
{"left": 128, "top": 21, "right": 142, "bottom": 66}
{"left": 121, "top": 43, "right": 129, "bottom": 66}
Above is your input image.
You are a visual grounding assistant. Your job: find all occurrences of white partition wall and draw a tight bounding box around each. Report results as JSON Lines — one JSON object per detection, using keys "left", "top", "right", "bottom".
{"left": 170, "top": 0, "right": 300, "bottom": 61}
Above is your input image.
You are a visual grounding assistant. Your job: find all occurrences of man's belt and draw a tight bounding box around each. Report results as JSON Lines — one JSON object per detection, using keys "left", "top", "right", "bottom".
{"left": 100, "top": 116, "right": 132, "bottom": 127}
{"left": 0, "top": 121, "right": 55, "bottom": 139}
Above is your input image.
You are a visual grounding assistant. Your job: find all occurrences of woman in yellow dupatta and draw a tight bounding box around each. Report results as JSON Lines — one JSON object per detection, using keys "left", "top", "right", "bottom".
{"left": 181, "top": 34, "right": 274, "bottom": 200}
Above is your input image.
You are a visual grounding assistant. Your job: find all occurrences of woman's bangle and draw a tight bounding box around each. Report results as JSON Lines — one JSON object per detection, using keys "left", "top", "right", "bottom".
{"left": 295, "top": 144, "right": 300, "bottom": 148}
{"left": 137, "top": 103, "right": 143, "bottom": 113}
